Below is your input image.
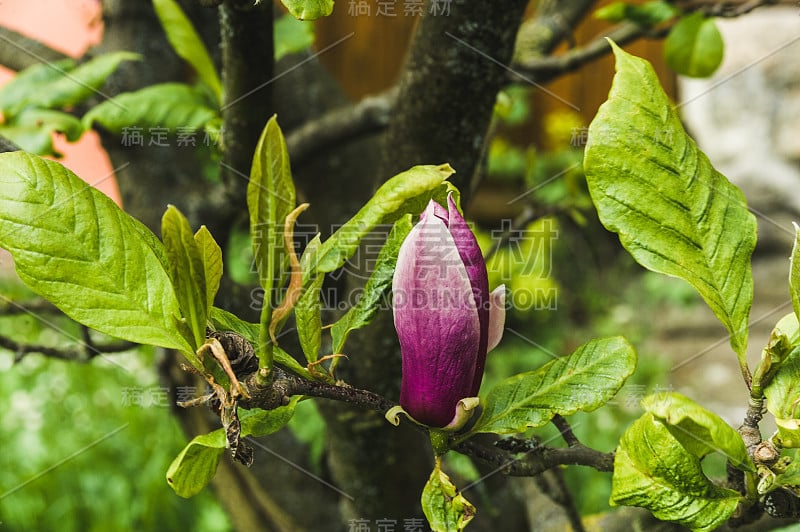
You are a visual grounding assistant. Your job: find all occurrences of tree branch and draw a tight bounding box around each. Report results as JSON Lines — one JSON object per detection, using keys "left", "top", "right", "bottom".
{"left": 0, "top": 135, "right": 21, "bottom": 154}
{"left": 0, "top": 332, "right": 136, "bottom": 362}
{"left": 512, "top": 0, "right": 789, "bottom": 84}
{"left": 0, "top": 25, "right": 70, "bottom": 72}
{"left": 512, "top": 22, "right": 663, "bottom": 83}
{"left": 236, "top": 366, "right": 615, "bottom": 477}
{"left": 219, "top": 0, "right": 274, "bottom": 202}
{"left": 286, "top": 87, "right": 398, "bottom": 168}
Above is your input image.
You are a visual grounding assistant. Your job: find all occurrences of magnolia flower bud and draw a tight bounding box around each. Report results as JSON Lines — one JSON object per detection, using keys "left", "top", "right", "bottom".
{"left": 392, "top": 194, "right": 505, "bottom": 428}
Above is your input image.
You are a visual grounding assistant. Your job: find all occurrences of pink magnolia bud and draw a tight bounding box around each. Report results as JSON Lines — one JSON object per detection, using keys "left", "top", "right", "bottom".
{"left": 392, "top": 194, "right": 505, "bottom": 428}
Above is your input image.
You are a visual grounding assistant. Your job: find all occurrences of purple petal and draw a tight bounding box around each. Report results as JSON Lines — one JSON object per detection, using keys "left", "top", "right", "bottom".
{"left": 487, "top": 285, "right": 506, "bottom": 352}
{"left": 445, "top": 194, "right": 490, "bottom": 396}
{"left": 393, "top": 206, "right": 480, "bottom": 427}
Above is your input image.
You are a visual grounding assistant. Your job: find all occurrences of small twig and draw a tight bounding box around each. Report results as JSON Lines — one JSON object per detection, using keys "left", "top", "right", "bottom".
{"left": 285, "top": 87, "right": 398, "bottom": 168}
{"left": 535, "top": 469, "right": 586, "bottom": 532}
{"left": 0, "top": 332, "right": 136, "bottom": 362}
{"left": 0, "top": 26, "right": 70, "bottom": 72}
{"left": 553, "top": 414, "right": 581, "bottom": 447}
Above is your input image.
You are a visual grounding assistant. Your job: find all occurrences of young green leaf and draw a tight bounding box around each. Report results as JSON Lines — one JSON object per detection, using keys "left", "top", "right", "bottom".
{"left": 83, "top": 83, "right": 218, "bottom": 134}
{"left": 167, "top": 399, "right": 300, "bottom": 498}
{"left": 330, "top": 215, "right": 412, "bottom": 354}
{"left": 421, "top": 460, "right": 476, "bottom": 532}
{"left": 664, "top": 13, "right": 724, "bottom": 78}
{"left": 0, "top": 58, "right": 76, "bottom": 116}
{"left": 247, "top": 116, "right": 297, "bottom": 367}
{"left": 280, "top": 0, "right": 334, "bottom": 21}
{"left": 166, "top": 430, "right": 225, "bottom": 498}
{"left": 162, "top": 206, "right": 208, "bottom": 350}
{"left": 764, "top": 337, "right": 800, "bottom": 448}
{"left": 275, "top": 15, "right": 315, "bottom": 61}
{"left": 0, "top": 152, "right": 190, "bottom": 352}
{"left": 1, "top": 106, "right": 85, "bottom": 156}
{"left": 791, "top": 223, "right": 800, "bottom": 322}
{"left": 309, "top": 164, "right": 454, "bottom": 276}
{"left": 642, "top": 392, "right": 754, "bottom": 472}
{"left": 611, "top": 413, "right": 741, "bottom": 531}
{"left": 474, "top": 336, "right": 636, "bottom": 434}
{"left": 584, "top": 42, "right": 756, "bottom": 369}
{"left": 194, "top": 226, "right": 223, "bottom": 309}
{"left": 296, "top": 235, "right": 323, "bottom": 363}
{"left": 27, "top": 52, "right": 141, "bottom": 110}
{"left": 153, "top": 0, "right": 222, "bottom": 103}
{"left": 0, "top": 106, "right": 85, "bottom": 156}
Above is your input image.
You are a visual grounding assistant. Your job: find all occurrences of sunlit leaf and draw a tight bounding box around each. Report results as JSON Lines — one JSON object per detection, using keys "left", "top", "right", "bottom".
{"left": 642, "top": 392, "right": 753, "bottom": 472}
{"left": 584, "top": 42, "right": 755, "bottom": 367}
{"left": 0, "top": 152, "right": 190, "bottom": 352}
{"left": 474, "top": 336, "right": 636, "bottom": 434}
{"left": 421, "top": 460, "right": 476, "bottom": 532}
{"left": 611, "top": 413, "right": 741, "bottom": 531}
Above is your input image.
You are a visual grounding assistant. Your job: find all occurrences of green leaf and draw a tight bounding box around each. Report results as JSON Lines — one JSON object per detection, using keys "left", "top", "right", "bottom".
{"left": 83, "top": 83, "right": 218, "bottom": 133}
{"left": 309, "top": 164, "right": 454, "bottom": 276}
{"left": 764, "top": 324, "right": 800, "bottom": 447}
{"left": 27, "top": 52, "right": 141, "bottom": 110}
{"left": 162, "top": 206, "right": 208, "bottom": 351}
{"left": 0, "top": 124, "right": 55, "bottom": 156}
{"left": 642, "top": 392, "right": 753, "bottom": 472}
{"left": 611, "top": 413, "right": 741, "bottom": 531}
{"left": 584, "top": 42, "right": 756, "bottom": 367}
{"left": 421, "top": 461, "right": 476, "bottom": 532}
{"left": 296, "top": 235, "right": 323, "bottom": 363}
{"left": 153, "top": 0, "right": 222, "bottom": 103}
{"left": 330, "top": 215, "right": 412, "bottom": 354}
{"left": 664, "top": 13, "right": 724, "bottom": 78}
{"left": 775, "top": 458, "right": 800, "bottom": 489}
{"left": 167, "top": 399, "right": 300, "bottom": 498}
{"left": 0, "top": 59, "right": 76, "bottom": 116}
{"left": 0, "top": 109, "right": 84, "bottom": 156}
{"left": 275, "top": 15, "right": 315, "bottom": 61}
{"left": 474, "top": 336, "right": 636, "bottom": 434}
{"left": 791, "top": 223, "right": 800, "bottom": 323}
{"left": 247, "top": 116, "right": 297, "bottom": 367}
{"left": 194, "top": 226, "right": 223, "bottom": 309}
{"left": 208, "top": 307, "right": 310, "bottom": 377}
{"left": 0, "top": 152, "right": 190, "bottom": 352}
{"left": 16, "top": 108, "right": 84, "bottom": 141}
{"left": 280, "top": 0, "right": 333, "bottom": 21}
{"left": 165, "top": 431, "right": 224, "bottom": 498}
